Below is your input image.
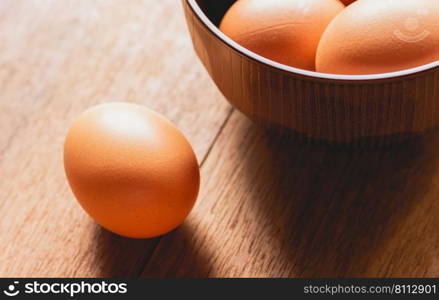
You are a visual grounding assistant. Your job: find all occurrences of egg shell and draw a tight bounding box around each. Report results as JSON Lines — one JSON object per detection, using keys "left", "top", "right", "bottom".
{"left": 220, "top": 0, "right": 345, "bottom": 70}
{"left": 64, "top": 103, "right": 200, "bottom": 239}
{"left": 316, "top": 0, "right": 439, "bottom": 75}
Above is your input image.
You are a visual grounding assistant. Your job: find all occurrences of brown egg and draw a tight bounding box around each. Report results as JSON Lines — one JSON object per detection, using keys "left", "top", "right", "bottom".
{"left": 220, "top": 0, "right": 345, "bottom": 70}
{"left": 316, "top": 0, "right": 439, "bottom": 75}
{"left": 64, "top": 103, "right": 200, "bottom": 239}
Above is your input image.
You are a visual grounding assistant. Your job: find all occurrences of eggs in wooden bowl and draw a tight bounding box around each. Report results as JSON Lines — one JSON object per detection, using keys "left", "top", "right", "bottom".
{"left": 219, "top": 0, "right": 439, "bottom": 76}
{"left": 183, "top": 0, "right": 439, "bottom": 146}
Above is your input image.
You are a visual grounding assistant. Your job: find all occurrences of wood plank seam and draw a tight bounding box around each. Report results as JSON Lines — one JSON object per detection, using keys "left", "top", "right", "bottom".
{"left": 136, "top": 107, "right": 235, "bottom": 277}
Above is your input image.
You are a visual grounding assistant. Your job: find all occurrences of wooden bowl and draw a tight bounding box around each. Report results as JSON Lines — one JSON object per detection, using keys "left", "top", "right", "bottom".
{"left": 182, "top": 0, "right": 439, "bottom": 146}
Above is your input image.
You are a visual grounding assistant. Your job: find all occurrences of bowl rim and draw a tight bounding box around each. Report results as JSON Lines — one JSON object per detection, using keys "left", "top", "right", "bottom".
{"left": 186, "top": 0, "right": 439, "bottom": 82}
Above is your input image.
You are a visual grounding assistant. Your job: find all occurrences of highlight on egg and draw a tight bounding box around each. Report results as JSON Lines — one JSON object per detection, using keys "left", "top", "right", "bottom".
{"left": 316, "top": 0, "right": 439, "bottom": 75}
{"left": 64, "top": 103, "right": 200, "bottom": 239}
{"left": 219, "top": 0, "right": 345, "bottom": 71}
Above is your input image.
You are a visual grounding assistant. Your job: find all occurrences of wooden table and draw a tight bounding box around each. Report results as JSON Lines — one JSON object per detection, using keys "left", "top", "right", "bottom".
{"left": 2, "top": 0, "right": 439, "bottom": 278}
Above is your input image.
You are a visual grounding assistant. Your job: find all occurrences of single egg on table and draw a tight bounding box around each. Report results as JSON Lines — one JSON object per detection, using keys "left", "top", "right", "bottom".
{"left": 64, "top": 102, "right": 200, "bottom": 239}
{"left": 316, "top": 0, "right": 439, "bottom": 75}
{"left": 219, "top": 0, "right": 345, "bottom": 71}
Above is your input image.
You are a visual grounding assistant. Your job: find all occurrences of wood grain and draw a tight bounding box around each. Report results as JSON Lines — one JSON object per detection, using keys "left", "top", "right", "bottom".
{"left": 185, "top": 0, "right": 439, "bottom": 145}
{"left": 142, "top": 111, "right": 439, "bottom": 277}
{"left": 0, "top": 0, "right": 231, "bottom": 277}
{"left": 3, "top": 0, "right": 439, "bottom": 279}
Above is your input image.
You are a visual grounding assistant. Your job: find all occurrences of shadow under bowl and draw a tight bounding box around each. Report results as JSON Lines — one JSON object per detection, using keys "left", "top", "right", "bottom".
{"left": 183, "top": 0, "right": 439, "bottom": 146}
